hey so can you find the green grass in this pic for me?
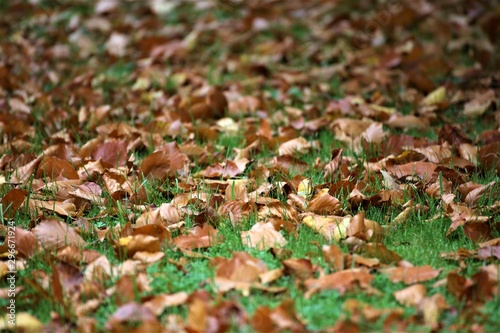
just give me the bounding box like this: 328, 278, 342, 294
2, 124, 498, 330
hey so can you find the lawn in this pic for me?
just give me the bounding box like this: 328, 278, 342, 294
0, 0, 499, 332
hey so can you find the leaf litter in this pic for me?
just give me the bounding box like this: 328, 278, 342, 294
0, 0, 499, 331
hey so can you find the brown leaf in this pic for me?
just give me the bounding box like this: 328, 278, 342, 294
479, 237, 500, 248
388, 161, 437, 181
207, 87, 228, 118
385, 115, 429, 131
252, 300, 306, 333
446, 271, 473, 301
322, 244, 345, 271
36, 156, 79, 180
283, 258, 315, 281
213, 252, 268, 295
105, 302, 162, 333
28, 199, 77, 217
133, 251, 165, 264
241, 222, 287, 250
115, 235, 160, 258
84, 255, 114, 283
308, 192, 342, 215
463, 222, 492, 243
477, 142, 500, 172
268, 155, 309, 173
10, 155, 43, 183
259, 268, 284, 285
346, 211, 368, 241
383, 266, 441, 284
159, 203, 183, 224
68, 182, 103, 204
438, 124, 472, 147
114, 275, 137, 306
278, 137, 311, 156
225, 182, 248, 202
135, 209, 163, 227
258, 202, 298, 223
393, 284, 427, 307
477, 247, 500, 260
355, 243, 402, 265
13, 228, 38, 258
173, 224, 223, 250
346, 255, 380, 269
133, 224, 171, 243
50, 261, 64, 305
91, 140, 128, 167
140, 142, 189, 179
1, 188, 27, 218
143, 292, 189, 316
32, 219, 86, 251
218, 200, 256, 226
202, 158, 249, 179
463, 90, 494, 118
186, 297, 208, 332
304, 269, 374, 297
57, 246, 101, 267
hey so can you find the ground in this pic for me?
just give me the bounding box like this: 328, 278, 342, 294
0, 0, 499, 332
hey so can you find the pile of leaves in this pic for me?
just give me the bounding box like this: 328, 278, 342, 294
0, 0, 499, 331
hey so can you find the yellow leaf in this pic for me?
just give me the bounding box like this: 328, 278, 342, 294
297, 178, 313, 198
422, 86, 446, 105
119, 236, 132, 247
302, 215, 350, 242
0, 312, 43, 332
369, 104, 396, 114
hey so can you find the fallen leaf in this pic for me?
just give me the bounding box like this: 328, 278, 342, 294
0, 312, 43, 332
105, 302, 162, 333
322, 244, 345, 271
463, 90, 494, 118
241, 222, 287, 250
308, 192, 342, 215
278, 137, 311, 155
324, 148, 343, 180
1, 188, 27, 217
213, 252, 268, 296
140, 142, 189, 179
251, 300, 306, 333
304, 269, 374, 298
283, 258, 315, 281
383, 266, 441, 284
143, 292, 189, 316
115, 234, 160, 258
36, 156, 79, 180
393, 284, 427, 307
33, 219, 86, 251
173, 224, 223, 250
29, 199, 77, 217
421, 86, 446, 106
